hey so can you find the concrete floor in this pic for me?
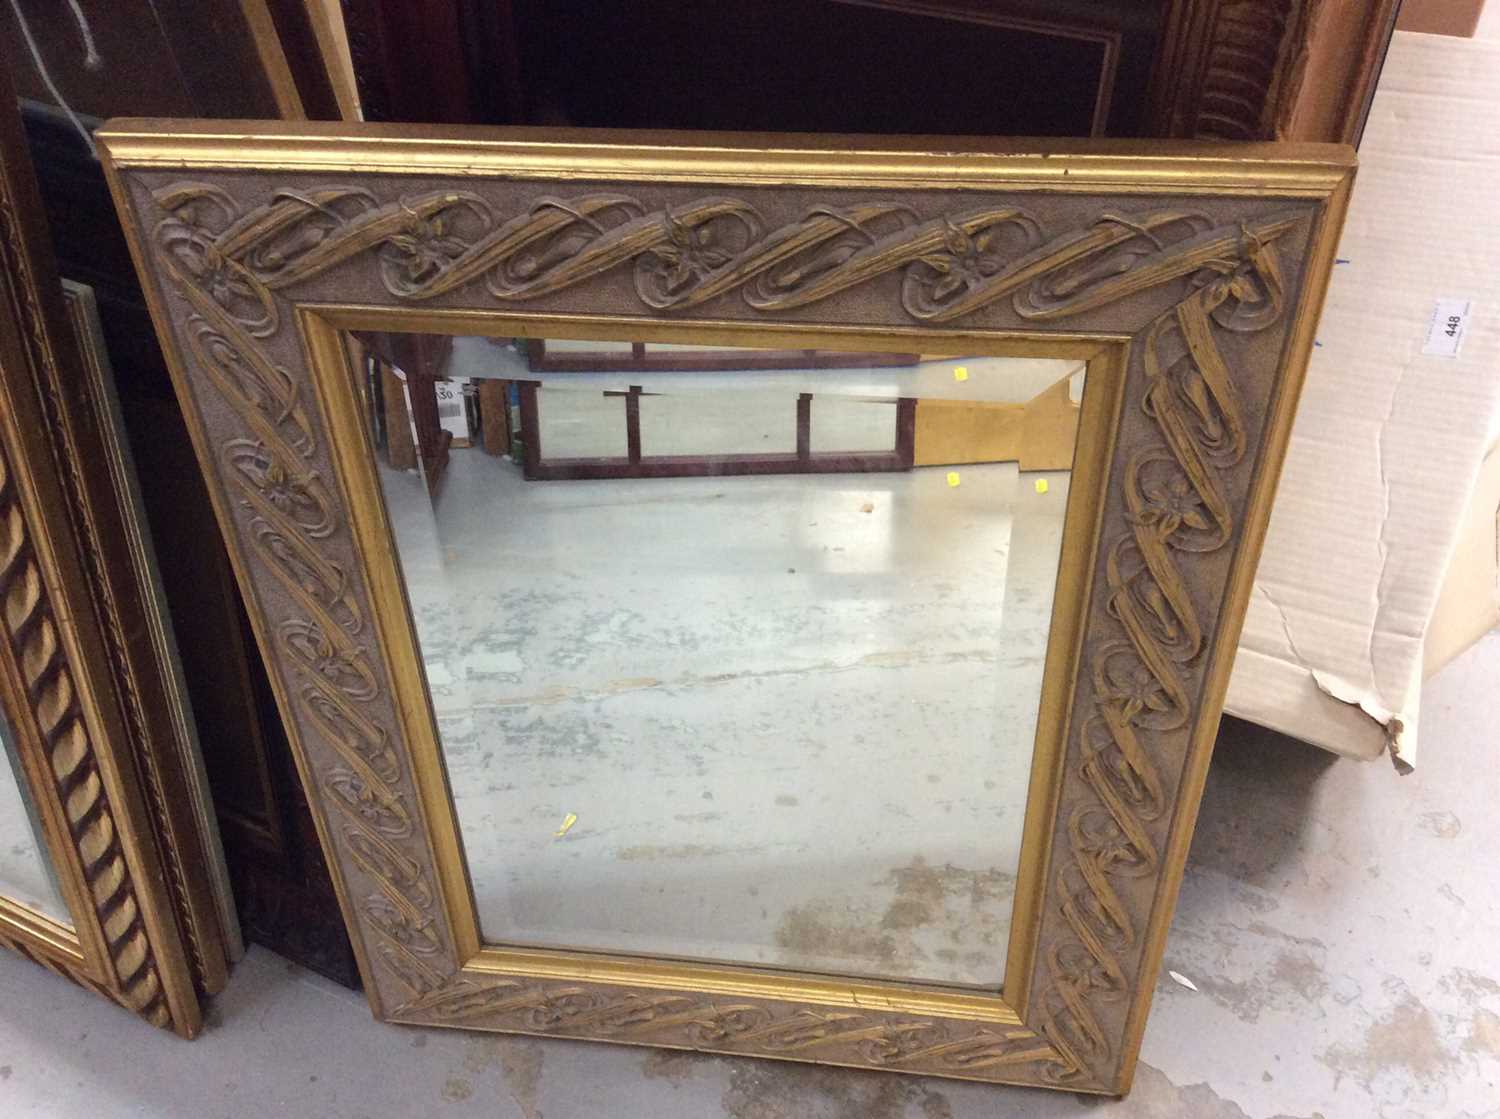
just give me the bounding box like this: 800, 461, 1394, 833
385, 448, 1066, 987
2, 633, 1496, 1117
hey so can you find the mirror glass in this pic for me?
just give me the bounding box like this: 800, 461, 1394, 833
353, 331, 1085, 989
0, 710, 70, 924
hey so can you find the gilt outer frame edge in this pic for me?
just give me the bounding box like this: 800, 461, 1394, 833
61, 276, 245, 989
98, 121, 1354, 1093
0, 93, 204, 1036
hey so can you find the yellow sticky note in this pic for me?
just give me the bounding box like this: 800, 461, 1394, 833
1034, 478, 1049, 494
953, 366, 969, 382
554, 812, 578, 838
946, 472, 961, 487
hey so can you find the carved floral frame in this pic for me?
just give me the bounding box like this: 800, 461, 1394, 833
100, 121, 1352, 1093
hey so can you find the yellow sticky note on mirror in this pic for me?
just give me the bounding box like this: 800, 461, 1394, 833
946, 472, 961, 487
1035, 478, 1049, 494
953, 366, 969, 382
554, 812, 578, 838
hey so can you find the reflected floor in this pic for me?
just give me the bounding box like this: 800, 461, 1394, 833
0, 725, 69, 925
386, 449, 1066, 988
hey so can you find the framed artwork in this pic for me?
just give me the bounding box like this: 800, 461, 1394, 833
100, 119, 1351, 1092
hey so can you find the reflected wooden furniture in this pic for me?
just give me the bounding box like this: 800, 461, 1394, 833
515, 382, 919, 481
477, 380, 513, 456
356, 331, 456, 485
380, 364, 418, 471
515, 345, 1080, 477
515, 380, 1080, 480
525, 338, 921, 372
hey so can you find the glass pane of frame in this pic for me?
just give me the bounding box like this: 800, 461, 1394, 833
366, 335, 1085, 988
0, 711, 70, 925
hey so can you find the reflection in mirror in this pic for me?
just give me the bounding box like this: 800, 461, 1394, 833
351, 331, 1084, 988
0, 711, 70, 924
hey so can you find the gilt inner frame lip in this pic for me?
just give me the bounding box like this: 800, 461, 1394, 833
306, 307, 1124, 1015
98, 120, 1354, 1093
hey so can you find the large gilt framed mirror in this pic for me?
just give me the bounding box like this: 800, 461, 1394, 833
100, 121, 1351, 1093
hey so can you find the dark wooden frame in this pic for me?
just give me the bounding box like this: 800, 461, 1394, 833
342, 0, 1141, 135
828, 0, 1126, 135
341, 0, 1397, 146
1146, 0, 1402, 145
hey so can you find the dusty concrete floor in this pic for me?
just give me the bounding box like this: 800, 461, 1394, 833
384, 342, 1083, 983
2, 635, 1497, 1117
388, 448, 1065, 986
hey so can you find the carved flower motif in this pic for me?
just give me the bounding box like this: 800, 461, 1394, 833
316, 644, 363, 686
1137, 475, 1209, 537
1075, 811, 1140, 871
1197, 254, 1262, 309
1104, 662, 1170, 716
386, 211, 468, 285
284, 621, 376, 700
649, 213, 734, 293
195, 244, 257, 311
916, 221, 1008, 302
1191, 225, 1285, 332
260, 458, 312, 515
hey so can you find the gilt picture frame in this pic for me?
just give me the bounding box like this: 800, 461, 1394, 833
99, 120, 1352, 1093
0, 83, 224, 1037
0, 252, 197, 1037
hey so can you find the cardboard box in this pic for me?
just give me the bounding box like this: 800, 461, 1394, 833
1424, 443, 1500, 676
1398, 0, 1486, 38
1225, 31, 1500, 766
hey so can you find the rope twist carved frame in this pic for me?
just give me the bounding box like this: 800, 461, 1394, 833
105, 133, 1342, 1092
0, 442, 172, 1027
0, 148, 184, 1030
